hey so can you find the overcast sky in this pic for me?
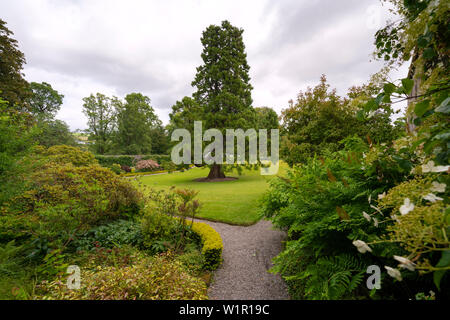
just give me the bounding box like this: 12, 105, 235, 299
1, 0, 408, 130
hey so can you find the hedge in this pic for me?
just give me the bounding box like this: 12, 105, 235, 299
95, 154, 171, 168
190, 221, 223, 270
95, 154, 190, 173
120, 165, 195, 177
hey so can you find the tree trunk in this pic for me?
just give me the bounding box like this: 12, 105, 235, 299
207, 164, 225, 179
406, 48, 421, 134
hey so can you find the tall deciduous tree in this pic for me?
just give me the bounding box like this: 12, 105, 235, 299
28, 82, 64, 119
172, 20, 256, 179
280, 75, 399, 166
0, 19, 30, 107
114, 93, 159, 155
255, 107, 279, 131
82, 93, 118, 154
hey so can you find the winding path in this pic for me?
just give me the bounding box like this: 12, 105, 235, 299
199, 219, 290, 300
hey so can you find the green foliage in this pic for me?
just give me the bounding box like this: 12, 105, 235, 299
72, 220, 143, 251
141, 188, 201, 253
94, 154, 181, 173
191, 221, 223, 270
296, 254, 366, 300
113, 93, 160, 154
0, 98, 36, 176
0, 19, 30, 107
28, 82, 63, 119
110, 163, 122, 175
255, 107, 279, 130
280, 75, 400, 166
36, 252, 208, 300
261, 138, 417, 299
82, 93, 119, 154
141, 211, 181, 252
171, 20, 256, 178
177, 243, 207, 276
44, 145, 97, 167
0, 241, 24, 278
0, 241, 35, 300
0, 155, 142, 246
34, 120, 77, 148
192, 20, 255, 130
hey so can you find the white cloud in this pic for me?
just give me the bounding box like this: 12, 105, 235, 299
0, 0, 409, 130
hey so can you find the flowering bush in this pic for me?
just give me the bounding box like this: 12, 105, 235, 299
261, 134, 448, 299
135, 159, 160, 172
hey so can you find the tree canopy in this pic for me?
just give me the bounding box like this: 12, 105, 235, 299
171, 20, 256, 179
114, 93, 160, 155
28, 82, 64, 119
0, 19, 29, 107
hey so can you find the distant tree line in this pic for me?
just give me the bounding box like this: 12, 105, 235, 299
82, 92, 170, 155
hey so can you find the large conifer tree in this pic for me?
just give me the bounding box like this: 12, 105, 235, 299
190, 20, 256, 179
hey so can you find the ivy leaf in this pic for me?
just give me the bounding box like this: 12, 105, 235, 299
435, 97, 450, 113
414, 99, 430, 117
401, 78, 414, 95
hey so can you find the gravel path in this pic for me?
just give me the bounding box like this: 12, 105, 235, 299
199, 219, 290, 300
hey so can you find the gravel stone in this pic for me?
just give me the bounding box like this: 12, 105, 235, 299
198, 219, 290, 300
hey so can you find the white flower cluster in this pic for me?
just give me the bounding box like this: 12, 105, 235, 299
422, 161, 449, 173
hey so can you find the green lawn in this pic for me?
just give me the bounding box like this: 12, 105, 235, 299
133, 166, 283, 225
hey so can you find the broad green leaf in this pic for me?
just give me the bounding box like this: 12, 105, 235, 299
435, 250, 450, 269
364, 99, 377, 112
401, 78, 414, 95
375, 93, 385, 106
414, 99, 430, 117
433, 250, 450, 290
383, 83, 396, 95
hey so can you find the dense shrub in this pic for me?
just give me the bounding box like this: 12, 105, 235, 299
110, 163, 122, 175
121, 165, 131, 172
262, 134, 448, 299
135, 159, 160, 172
95, 154, 187, 172
0, 161, 143, 246
44, 145, 97, 167
141, 211, 182, 252
72, 220, 143, 251
191, 222, 223, 270
36, 252, 208, 300
95, 154, 171, 168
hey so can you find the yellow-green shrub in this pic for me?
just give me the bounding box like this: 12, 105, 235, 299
36, 253, 208, 300
44, 145, 98, 167
0, 163, 142, 245
191, 222, 223, 270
